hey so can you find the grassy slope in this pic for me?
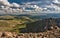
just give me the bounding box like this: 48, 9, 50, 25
0, 15, 35, 33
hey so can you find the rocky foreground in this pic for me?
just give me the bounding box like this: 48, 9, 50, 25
0, 28, 60, 38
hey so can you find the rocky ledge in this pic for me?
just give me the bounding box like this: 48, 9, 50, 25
0, 28, 60, 38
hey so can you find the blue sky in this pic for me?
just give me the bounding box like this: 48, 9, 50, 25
8, 0, 40, 4
8, 0, 53, 5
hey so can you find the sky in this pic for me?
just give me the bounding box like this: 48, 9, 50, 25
8, 0, 40, 4
0, 0, 60, 9
8, 0, 60, 11
0, 0, 60, 13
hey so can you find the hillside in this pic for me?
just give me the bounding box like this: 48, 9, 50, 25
0, 16, 59, 38
0, 15, 35, 32
20, 18, 60, 33
0, 15, 60, 33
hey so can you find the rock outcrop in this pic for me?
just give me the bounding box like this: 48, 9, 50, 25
0, 27, 60, 38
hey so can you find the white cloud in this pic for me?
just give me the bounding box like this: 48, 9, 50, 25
12, 3, 20, 7
23, 0, 60, 11
0, 0, 11, 6
42, 3, 60, 11
0, 0, 20, 7
0, 0, 21, 14
23, 1, 42, 5
53, 0, 60, 4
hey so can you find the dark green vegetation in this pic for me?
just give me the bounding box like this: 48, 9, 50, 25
20, 18, 60, 33
0, 15, 60, 33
